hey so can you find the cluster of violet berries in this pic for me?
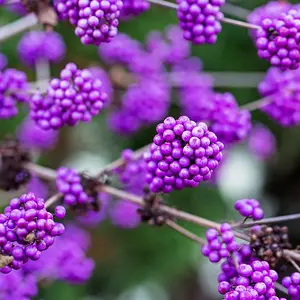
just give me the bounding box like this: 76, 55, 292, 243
282, 272, 300, 299
234, 199, 264, 221
120, 0, 150, 19
0, 68, 29, 119
258, 67, 300, 127
30, 63, 108, 130
144, 116, 224, 193
0, 193, 65, 274
201, 223, 238, 263
219, 261, 281, 299
255, 9, 300, 70
23, 223, 94, 284
176, 0, 225, 45
56, 167, 90, 207
247, 124, 276, 160
55, 0, 123, 45
17, 31, 66, 67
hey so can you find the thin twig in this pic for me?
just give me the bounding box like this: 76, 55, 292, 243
0, 13, 38, 43
240, 97, 272, 111
283, 249, 300, 263
275, 282, 288, 295
25, 162, 57, 181
222, 3, 250, 20
95, 144, 150, 177
233, 213, 300, 228
36, 59, 51, 83
222, 17, 261, 30
286, 256, 300, 272
165, 219, 205, 245
45, 193, 62, 208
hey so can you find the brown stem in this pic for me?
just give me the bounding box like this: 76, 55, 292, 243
95, 144, 150, 178
45, 193, 62, 208
233, 213, 300, 228
286, 256, 300, 272
165, 219, 205, 245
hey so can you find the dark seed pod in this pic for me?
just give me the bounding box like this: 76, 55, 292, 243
250, 225, 292, 268
0, 137, 31, 191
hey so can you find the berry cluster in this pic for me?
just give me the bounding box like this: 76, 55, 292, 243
0, 68, 29, 119
218, 244, 254, 284
110, 199, 141, 229
146, 25, 190, 65
0, 270, 38, 300
247, 1, 291, 39
250, 225, 292, 268
282, 272, 300, 299
181, 91, 252, 144
77, 192, 110, 227
234, 198, 264, 221
248, 124, 276, 160
255, 9, 300, 70
89, 66, 113, 102
202, 223, 238, 263
54, 0, 79, 24
209, 93, 252, 144
0, 193, 65, 274
219, 261, 281, 299
17, 31, 65, 67
30, 63, 108, 130
176, 0, 225, 45
0, 138, 31, 191
121, 0, 150, 19
114, 149, 147, 195
258, 67, 300, 127
24, 223, 94, 284
17, 117, 58, 151
144, 116, 224, 193
75, 0, 123, 45
56, 167, 98, 210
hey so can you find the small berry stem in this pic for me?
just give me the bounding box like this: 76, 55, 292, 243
222, 17, 261, 30
95, 144, 150, 178
284, 250, 300, 263
222, 3, 250, 20
45, 193, 62, 209
274, 282, 288, 295
24, 162, 57, 180
36, 59, 51, 83
286, 256, 300, 272
233, 213, 300, 228
240, 97, 272, 111
147, 0, 178, 9
165, 219, 206, 245
0, 13, 38, 43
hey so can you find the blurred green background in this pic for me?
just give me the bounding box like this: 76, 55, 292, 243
1, 1, 300, 299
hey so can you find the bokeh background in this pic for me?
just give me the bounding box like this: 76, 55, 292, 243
0, 0, 299, 299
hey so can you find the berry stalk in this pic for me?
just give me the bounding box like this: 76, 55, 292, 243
165, 219, 206, 245
233, 213, 300, 228
0, 13, 38, 43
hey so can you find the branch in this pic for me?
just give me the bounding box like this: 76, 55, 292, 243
233, 213, 300, 228
165, 219, 206, 245
0, 13, 38, 43
95, 144, 150, 177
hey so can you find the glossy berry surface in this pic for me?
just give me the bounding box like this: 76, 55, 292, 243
144, 116, 224, 193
